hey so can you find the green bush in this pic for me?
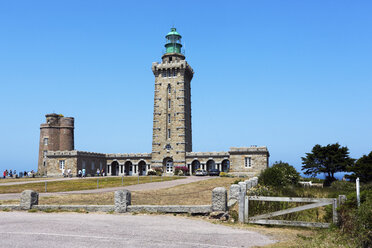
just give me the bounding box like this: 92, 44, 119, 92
259, 161, 300, 187
339, 189, 372, 247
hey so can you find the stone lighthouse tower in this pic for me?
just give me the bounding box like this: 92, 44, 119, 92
151, 28, 194, 174
37, 113, 74, 175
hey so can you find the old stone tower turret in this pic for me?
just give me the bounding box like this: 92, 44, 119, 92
151, 28, 194, 173
37, 113, 74, 174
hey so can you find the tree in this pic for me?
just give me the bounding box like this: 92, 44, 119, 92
259, 161, 300, 187
346, 151, 372, 183
301, 143, 354, 185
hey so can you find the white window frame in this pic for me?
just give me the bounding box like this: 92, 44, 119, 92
59, 160, 65, 170
166, 161, 173, 173
244, 157, 252, 168
43, 138, 48, 146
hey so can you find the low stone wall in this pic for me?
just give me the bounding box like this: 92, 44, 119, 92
2, 188, 227, 215
128, 205, 211, 213
34, 205, 114, 212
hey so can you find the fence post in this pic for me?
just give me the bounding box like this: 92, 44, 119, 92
97, 178, 99, 189
338, 195, 346, 205
356, 177, 360, 207
45, 181, 47, 192
238, 182, 247, 223
114, 189, 131, 213
20, 190, 39, 210
244, 196, 249, 223
151, 175, 152, 182
122, 175, 124, 186
138, 174, 139, 184
212, 187, 227, 212
332, 198, 338, 224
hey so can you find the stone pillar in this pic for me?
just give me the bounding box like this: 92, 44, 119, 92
238, 182, 247, 193
115, 189, 131, 213
20, 190, 39, 210
212, 187, 227, 212
229, 184, 241, 200
244, 180, 252, 189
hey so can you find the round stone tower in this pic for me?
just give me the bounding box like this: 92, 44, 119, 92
37, 113, 74, 175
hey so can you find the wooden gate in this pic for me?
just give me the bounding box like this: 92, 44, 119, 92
244, 196, 338, 228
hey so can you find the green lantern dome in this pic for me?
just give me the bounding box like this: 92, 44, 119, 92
165, 28, 183, 54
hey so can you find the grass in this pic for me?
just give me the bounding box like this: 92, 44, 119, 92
0, 177, 56, 184
0, 176, 182, 194
0, 177, 236, 205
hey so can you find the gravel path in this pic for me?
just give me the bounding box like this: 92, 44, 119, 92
0, 212, 276, 248
0, 176, 212, 201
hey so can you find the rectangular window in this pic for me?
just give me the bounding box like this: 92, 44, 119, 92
82, 160, 86, 169
167, 70, 171, 78
59, 160, 65, 170
167, 129, 171, 139
91, 162, 95, 170
168, 84, 171, 94
173, 69, 176, 77
162, 71, 166, 77
168, 99, 171, 108
168, 114, 171, 123
43, 150, 47, 158
244, 157, 252, 168
43, 138, 48, 146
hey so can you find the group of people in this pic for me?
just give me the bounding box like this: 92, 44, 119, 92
75, 168, 105, 178
2, 169, 35, 179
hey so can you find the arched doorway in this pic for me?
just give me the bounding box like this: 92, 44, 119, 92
191, 160, 200, 174
222, 159, 230, 172
138, 161, 146, 176
124, 161, 133, 176
163, 158, 173, 173
206, 160, 216, 172
111, 161, 119, 176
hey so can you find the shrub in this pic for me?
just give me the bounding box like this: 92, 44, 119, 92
219, 172, 228, 177
147, 169, 156, 176
259, 161, 300, 187
338, 189, 372, 247
154, 167, 163, 176
174, 166, 189, 176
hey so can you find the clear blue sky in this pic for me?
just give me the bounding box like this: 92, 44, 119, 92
1, 1, 371, 177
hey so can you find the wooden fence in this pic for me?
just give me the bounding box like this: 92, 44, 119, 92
236, 180, 346, 228
244, 196, 338, 228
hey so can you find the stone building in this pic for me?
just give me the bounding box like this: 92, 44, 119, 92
39, 28, 269, 177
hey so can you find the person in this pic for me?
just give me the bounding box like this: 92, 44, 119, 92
9, 170, 12, 177
78, 169, 82, 178
67, 168, 72, 178
101, 168, 105, 177
96, 168, 100, 177
24, 171, 27, 177
3, 170, 6, 179
82, 168, 86, 178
